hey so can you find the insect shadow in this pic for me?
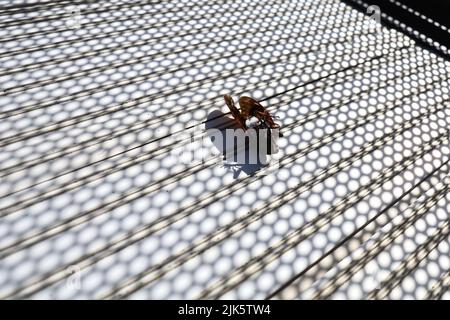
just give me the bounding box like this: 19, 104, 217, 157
205, 109, 269, 178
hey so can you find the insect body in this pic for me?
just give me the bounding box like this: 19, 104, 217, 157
224, 94, 280, 131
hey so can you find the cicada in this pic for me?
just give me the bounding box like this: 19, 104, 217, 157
224, 94, 280, 131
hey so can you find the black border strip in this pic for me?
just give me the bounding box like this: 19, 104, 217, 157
342, 0, 450, 61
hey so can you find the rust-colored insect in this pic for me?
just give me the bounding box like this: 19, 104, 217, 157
224, 94, 280, 131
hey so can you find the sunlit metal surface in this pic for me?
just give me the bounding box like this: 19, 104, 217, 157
0, 0, 449, 299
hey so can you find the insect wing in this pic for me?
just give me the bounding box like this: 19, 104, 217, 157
224, 94, 247, 130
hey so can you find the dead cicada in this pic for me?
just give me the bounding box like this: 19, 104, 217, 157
223, 94, 280, 131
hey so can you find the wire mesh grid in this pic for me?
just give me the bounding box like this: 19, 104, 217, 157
0, 0, 449, 299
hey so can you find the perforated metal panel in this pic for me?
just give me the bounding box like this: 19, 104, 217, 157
0, 0, 449, 299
